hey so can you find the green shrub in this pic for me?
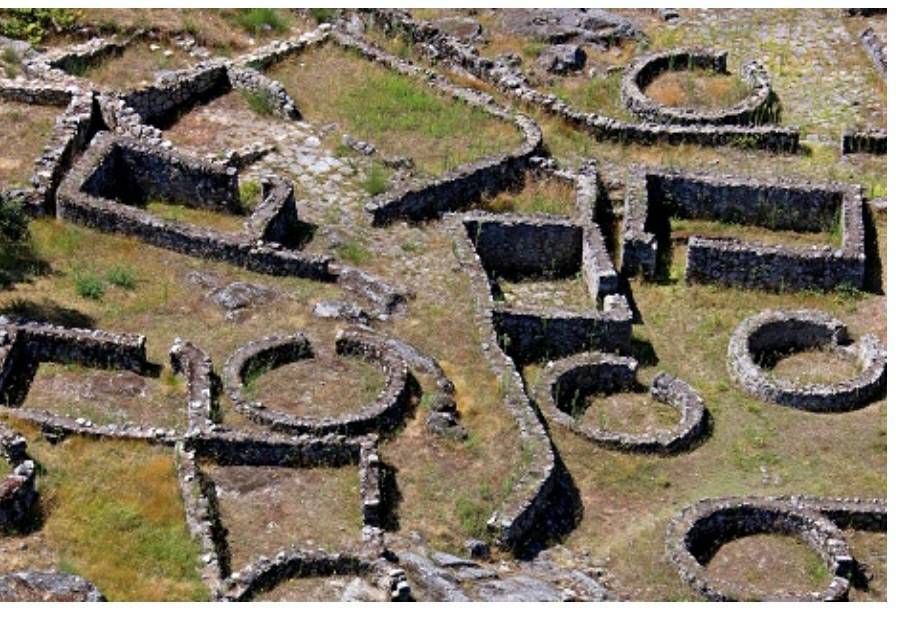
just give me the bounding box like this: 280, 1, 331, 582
241, 89, 273, 116
106, 265, 136, 290
523, 42, 544, 58
362, 163, 390, 196
336, 241, 370, 265
0, 9, 80, 44
309, 8, 339, 24
0, 196, 28, 244
230, 8, 288, 35
238, 179, 261, 211
74, 271, 105, 300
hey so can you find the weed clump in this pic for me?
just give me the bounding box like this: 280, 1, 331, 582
336, 240, 370, 265
240, 89, 273, 116
106, 265, 137, 290
0, 8, 81, 44
229, 8, 288, 35
74, 271, 105, 300
362, 163, 390, 196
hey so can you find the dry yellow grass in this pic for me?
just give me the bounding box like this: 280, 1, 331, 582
645, 70, 752, 110
0, 100, 62, 188
81, 42, 196, 90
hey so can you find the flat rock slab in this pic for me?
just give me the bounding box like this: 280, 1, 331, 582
496, 9, 643, 45
0, 571, 105, 601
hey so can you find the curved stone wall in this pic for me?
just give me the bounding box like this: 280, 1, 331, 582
666, 495, 886, 601
363, 9, 800, 152
535, 352, 707, 454
223, 329, 413, 436
727, 309, 887, 411
621, 49, 776, 126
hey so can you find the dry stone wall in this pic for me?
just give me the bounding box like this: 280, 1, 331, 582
666, 495, 886, 601
223, 328, 413, 437
727, 309, 887, 412
621, 168, 866, 292
534, 352, 707, 454
621, 49, 776, 126
362, 9, 800, 152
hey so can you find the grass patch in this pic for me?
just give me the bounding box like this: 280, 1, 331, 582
74, 271, 105, 300
362, 162, 390, 196
250, 353, 385, 419
267, 44, 521, 175
145, 201, 246, 234
0, 100, 61, 188
238, 179, 261, 211
240, 88, 273, 117
106, 265, 137, 290
645, 69, 752, 111
479, 175, 574, 216
228, 8, 288, 35
309, 8, 339, 24
24, 436, 208, 600
454, 482, 495, 541
669, 217, 836, 248
80, 42, 195, 90
335, 240, 371, 265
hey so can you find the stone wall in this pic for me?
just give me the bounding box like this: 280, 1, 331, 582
244, 176, 300, 244
451, 217, 562, 550
621, 49, 776, 126
121, 62, 229, 126
842, 128, 886, 155
0, 79, 97, 215
84, 134, 240, 211
56, 131, 334, 281
223, 328, 413, 436
362, 9, 800, 152
621, 168, 866, 292
219, 548, 410, 601
859, 27, 886, 77
666, 495, 886, 601
464, 217, 583, 280
169, 339, 220, 434
0, 422, 37, 531
492, 305, 632, 365
452, 213, 634, 551
727, 309, 887, 411
534, 352, 707, 454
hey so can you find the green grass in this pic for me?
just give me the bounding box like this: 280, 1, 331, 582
229, 8, 288, 35
335, 240, 371, 265
309, 8, 339, 24
145, 201, 245, 234
74, 271, 105, 300
16, 434, 208, 600
0, 196, 28, 243
267, 44, 521, 175
362, 162, 390, 196
238, 179, 261, 211
454, 482, 494, 541
106, 265, 137, 290
240, 88, 273, 116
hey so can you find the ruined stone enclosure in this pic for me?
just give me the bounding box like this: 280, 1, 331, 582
0, 7, 887, 602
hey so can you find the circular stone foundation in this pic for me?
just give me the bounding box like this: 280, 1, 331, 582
666, 497, 853, 601
223, 329, 412, 436
727, 309, 886, 412
621, 49, 775, 126
535, 352, 707, 454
